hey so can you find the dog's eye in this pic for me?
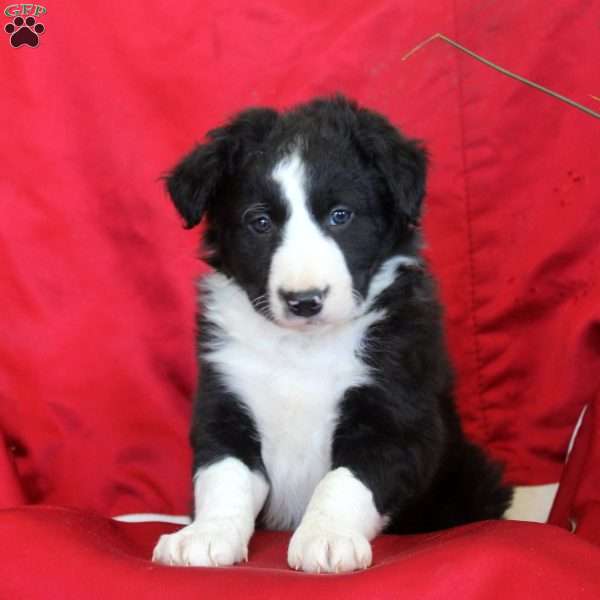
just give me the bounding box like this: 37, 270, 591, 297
328, 207, 353, 227
248, 214, 272, 234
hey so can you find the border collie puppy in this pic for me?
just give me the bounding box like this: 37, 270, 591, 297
152, 96, 512, 573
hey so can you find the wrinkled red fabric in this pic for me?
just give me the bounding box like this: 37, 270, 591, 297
549, 395, 600, 544
1, 0, 599, 596
1, 507, 599, 599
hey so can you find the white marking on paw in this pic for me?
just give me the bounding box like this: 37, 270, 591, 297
288, 516, 372, 573
152, 519, 248, 567
287, 467, 386, 573
152, 457, 268, 567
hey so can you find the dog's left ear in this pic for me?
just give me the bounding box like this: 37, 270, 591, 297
351, 102, 428, 225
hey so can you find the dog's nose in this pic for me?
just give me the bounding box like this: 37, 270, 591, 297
279, 289, 324, 318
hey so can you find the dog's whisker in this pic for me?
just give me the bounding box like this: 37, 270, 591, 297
352, 289, 364, 305
250, 295, 275, 321
251, 294, 268, 306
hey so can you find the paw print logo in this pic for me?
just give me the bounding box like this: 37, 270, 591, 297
4, 16, 45, 48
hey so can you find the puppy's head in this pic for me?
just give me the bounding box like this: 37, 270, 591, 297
166, 96, 427, 329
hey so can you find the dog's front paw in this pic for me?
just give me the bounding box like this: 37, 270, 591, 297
152, 520, 248, 567
287, 517, 372, 573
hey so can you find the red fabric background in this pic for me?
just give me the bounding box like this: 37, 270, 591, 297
1, 0, 599, 596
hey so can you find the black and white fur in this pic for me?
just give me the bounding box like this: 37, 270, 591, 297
152, 96, 512, 573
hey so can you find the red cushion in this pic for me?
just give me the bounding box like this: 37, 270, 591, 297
1, 507, 599, 599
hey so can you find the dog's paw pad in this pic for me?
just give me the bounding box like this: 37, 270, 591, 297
288, 521, 372, 573
4, 15, 44, 47
152, 521, 247, 567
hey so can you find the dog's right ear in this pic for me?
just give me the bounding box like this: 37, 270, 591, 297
165, 107, 279, 229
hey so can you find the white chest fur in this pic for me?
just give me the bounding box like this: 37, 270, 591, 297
201, 273, 383, 530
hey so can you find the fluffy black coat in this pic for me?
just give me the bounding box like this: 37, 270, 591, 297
167, 95, 512, 535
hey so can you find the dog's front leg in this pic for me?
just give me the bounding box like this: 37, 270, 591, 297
287, 467, 386, 573
288, 387, 442, 573
153, 457, 269, 567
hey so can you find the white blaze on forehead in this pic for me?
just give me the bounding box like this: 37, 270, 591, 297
269, 151, 355, 324
272, 151, 307, 220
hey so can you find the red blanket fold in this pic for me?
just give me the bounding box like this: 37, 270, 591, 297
1, 507, 599, 599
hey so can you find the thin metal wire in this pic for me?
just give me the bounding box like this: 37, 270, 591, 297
402, 33, 600, 120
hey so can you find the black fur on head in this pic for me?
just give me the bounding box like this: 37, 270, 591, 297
165, 95, 427, 232
288, 95, 428, 228
352, 102, 428, 227
165, 107, 280, 229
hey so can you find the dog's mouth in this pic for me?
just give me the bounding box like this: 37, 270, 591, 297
273, 313, 329, 331
266, 293, 365, 332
